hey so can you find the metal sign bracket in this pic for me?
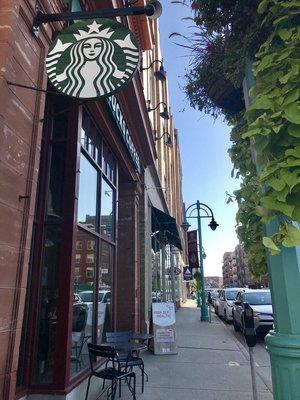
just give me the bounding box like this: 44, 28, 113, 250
32, 1, 161, 36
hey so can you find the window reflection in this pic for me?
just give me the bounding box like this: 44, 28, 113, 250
71, 230, 97, 376
34, 226, 61, 384
81, 111, 101, 163
100, 179, 114, 239
47, 144, 66, 220
97, 241, 112, 343
102, 142, 116, 184
77, 154, 97, 230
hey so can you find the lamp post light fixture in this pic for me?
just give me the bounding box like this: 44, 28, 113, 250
181, 200, 219, 321
141, 59, 167, 81
147, 100, 170, 120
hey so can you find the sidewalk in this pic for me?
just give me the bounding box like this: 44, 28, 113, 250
123, 300, 274, 400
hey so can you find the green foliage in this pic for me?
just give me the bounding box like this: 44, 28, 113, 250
180, 0, 300, 275
243, 0, 300, 252
182, 0, 269, 117
192, 271, 202, 294
229, 113, 268, 281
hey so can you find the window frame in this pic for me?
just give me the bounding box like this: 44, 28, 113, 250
69, 106, 117, 381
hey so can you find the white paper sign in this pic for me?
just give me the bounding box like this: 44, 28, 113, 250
151, 302, 177, 355
153, 302, 176, 326
156, 328, 175, 343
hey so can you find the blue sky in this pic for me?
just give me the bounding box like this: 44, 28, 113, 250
159, 1, 241, 276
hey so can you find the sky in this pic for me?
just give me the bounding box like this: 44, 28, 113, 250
159, 1, 241, 277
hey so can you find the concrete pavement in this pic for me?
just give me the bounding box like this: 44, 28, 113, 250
87, 300, 273, 400
120, 299, 273, 400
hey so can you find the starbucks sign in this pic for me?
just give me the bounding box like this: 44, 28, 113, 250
46, 19, 140, 99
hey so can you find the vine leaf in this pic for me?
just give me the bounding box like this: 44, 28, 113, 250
263, 237, 280, 255
284, 102, 300, 124
282, 224, 300, 247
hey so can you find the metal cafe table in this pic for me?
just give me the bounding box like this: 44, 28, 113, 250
101, 341, 147, 354
131, 333, 154, 350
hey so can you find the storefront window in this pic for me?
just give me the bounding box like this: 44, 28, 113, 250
33, 226, 61, 384
100, 178, 114, 239
97, 241, 113, 343
71, 229, 97, 376
70, 109, 116, 378
47, 144, 66, 220
77, 154, 98, 230
102, 142, 116, 184
81, 111, 101, 163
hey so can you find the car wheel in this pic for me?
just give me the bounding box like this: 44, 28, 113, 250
233, 315, 240, 332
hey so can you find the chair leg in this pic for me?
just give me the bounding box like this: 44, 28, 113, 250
141, 364, 144, 393
111, 380, 118, 400
102, 378, 106, 389
118, 377, 122, 398
85, 375, 92, 400
132, 373, 136, 400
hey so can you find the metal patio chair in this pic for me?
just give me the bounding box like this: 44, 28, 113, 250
105, 331, 148, 393
85, 343, 136, 400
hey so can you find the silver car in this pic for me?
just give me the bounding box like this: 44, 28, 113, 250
232, 289, 273, 334
214, 288, 243, 322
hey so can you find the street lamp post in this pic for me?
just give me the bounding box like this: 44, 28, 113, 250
181, 201, 219, 321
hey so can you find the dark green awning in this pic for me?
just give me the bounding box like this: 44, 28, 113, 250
152, 206, 182, 250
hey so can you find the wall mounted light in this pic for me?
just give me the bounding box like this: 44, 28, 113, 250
147, 100, 170, 120
141, 59, 167, 81
154, 131, 173, 147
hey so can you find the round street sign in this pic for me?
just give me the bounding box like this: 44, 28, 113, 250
46, 19, 140, 99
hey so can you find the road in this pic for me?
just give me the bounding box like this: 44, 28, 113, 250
215, 310, 273, 394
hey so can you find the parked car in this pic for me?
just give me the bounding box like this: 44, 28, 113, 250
232, 289, 273, 334
207, 289, 218, 307
215, 288, 243, 322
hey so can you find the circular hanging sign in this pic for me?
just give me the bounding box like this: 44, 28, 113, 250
46, 19, 140, 99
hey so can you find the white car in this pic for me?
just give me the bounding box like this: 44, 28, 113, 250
78, 290, 111, 335
232, 289, 273, 334
215, 288, 243, 322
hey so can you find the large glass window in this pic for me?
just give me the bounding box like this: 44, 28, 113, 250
97, 241, 113, 343
70, 109, 116, 378
77, 154, 98, 230
81, 112, 101, 163
100, 178, 114, 239
71, 229, 97, 376
47, 144, 66, 220
34, 226, 61, 384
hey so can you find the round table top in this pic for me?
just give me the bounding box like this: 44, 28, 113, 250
132, 333, 154, 340
101, 342, 147, 352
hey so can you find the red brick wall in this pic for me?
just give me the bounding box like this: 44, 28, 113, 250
0, 0, 52, 397
116, 181, 141, 332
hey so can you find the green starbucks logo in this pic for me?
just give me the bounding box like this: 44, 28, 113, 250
46, 19, 140, 99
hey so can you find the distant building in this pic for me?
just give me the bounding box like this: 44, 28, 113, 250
205, 276, 223, 288
222, 245, 252, 287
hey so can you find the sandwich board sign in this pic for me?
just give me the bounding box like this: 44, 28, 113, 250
45, 19, 140, 99
152, 302, 177, 355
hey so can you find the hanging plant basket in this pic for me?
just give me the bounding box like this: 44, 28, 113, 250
205, 75, 245, 113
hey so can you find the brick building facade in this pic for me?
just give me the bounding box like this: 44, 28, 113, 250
0, 1, 186, 399
222, 244, 251, 288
